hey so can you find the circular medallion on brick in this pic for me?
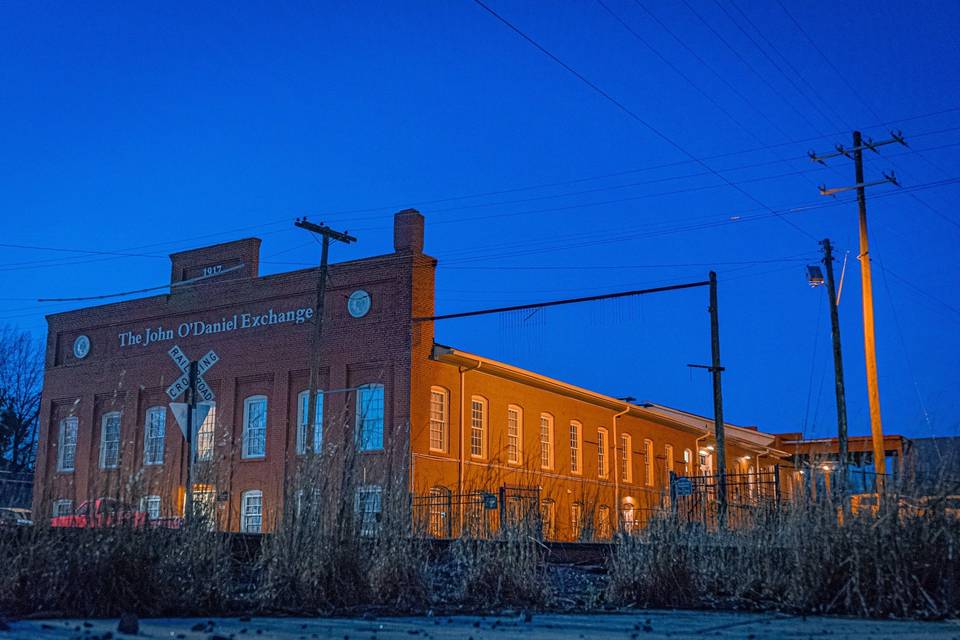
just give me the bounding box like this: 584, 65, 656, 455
347, 289, 371, 318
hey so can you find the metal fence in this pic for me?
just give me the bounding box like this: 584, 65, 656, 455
671, 468, 781, 530
411, 485, 541, 539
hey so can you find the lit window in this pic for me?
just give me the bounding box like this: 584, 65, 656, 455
570, 501, 583, 540
355, 485, 382, 537
621, 498, 637, 533
193, 485, 216, 529
643, 439, 655, 486
597, 505, 611, 539
539, 499, 555, 538
99, 412, 121, 469
428, 486, 450, 538
141, 495, 161, 520
620, 434, 633, 483
683, 448, 692, 475
241, 490, 263, 533
58, 417, 78, 472
297, 390, 324, 454
664, 444, 675, 482
356, 384, 385, 451
53, 499, 73, 517
569, 421, 582, 474
507, 405, 522, 464
195, 404, 216, 462
470, 396, 486, 458
242, 396, 267, 459
540, 413, 554, 469
144, 407, 165, 466
429, 387, 448, 452
597, 428, 609, 479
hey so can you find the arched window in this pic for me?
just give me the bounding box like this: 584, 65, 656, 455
58, 417, 78, 472
643, 438, 655, 486
356, 384, 385, 451
621, 497, 637, 534
683, 448, 693, 475
539, 413, 554, 470
195, 403, 216, 462
597, 505, 611, 539
355, 485, 382, 537
241, 490, 263, 533
664, 444, 675, 483
242, 396, 267, 459
569, 421, 582, 474
428, 486, 451, 538
507, 404, 523, 464
297, 390, 324, 454
429, 387, 449, 453
140, 495, 161, 520
597, 428, 609, 479
469, 396, 487, 458
144, 406, 165, 465
620, 433, 633, 483
570, 501, 584, 540
99, 412, 121, 469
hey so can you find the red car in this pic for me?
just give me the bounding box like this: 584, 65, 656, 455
50, 498, 149, 528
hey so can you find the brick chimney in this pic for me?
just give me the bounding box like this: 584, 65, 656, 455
393, 208, 424, 254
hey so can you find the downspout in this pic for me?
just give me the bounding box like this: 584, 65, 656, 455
458, 359, 482, 531
612, 404, 629, 533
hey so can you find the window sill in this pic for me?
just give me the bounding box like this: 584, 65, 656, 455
240, 456, 266, 462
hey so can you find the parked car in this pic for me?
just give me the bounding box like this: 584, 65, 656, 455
0, 507, 32, 526
50, 498, 149, 528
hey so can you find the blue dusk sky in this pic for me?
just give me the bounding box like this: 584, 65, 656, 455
1, 1, 958, 439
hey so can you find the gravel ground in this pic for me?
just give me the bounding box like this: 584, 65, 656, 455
5, 611, 959, 640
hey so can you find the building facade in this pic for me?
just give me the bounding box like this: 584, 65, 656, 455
34, 209, 794, 539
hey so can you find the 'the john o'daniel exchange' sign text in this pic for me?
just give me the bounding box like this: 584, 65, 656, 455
118, 305, 314, 348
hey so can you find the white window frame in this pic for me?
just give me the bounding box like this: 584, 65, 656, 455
539, 413, 554, 470
469, 396, 487, 459
569, 421, 582, 475
356, 384, 385, 452
597, 428, 609, 479
429, 387, 448, 453
643, 438, 655, 486
241, 490, 263, 533
99, 411, 121, 469
53, 499, 73, 517
195, 403, 216, 462
355, 485, 383, 537
539, 499, 555, 538
506, 404, 522, 464
665, 444, 675, 483
620, 433, 633, 483
141, 495, 161, 520
570, 501, 583, 540
57, 417, 78, 472
242, 396, 268, 459
683, 448, 693, 475
144, 406, 166, 466
297, 390, 324, 455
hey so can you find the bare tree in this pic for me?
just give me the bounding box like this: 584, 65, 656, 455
0, 325, 43, 470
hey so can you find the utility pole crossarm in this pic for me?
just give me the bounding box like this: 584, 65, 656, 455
818, 172, 899, 196
808, 130, 907, 164
294, 217, 357, 245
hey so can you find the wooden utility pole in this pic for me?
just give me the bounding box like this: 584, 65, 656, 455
811, 130, 906, 490
821, 239, 849, 496
294, 218, 357, 454
709, 271, 727, 529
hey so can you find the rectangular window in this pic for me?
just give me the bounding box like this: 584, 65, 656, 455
597, 428, 608, 478
99, 412, 121, 469
242, 396, 267, 459
665, 444, 675, 483
429, 388, 448, 452
571, 502, 583, 540
241, 490, 263, 533
58, 417, 78, 472
356, 384, 385, 451
540, 413, 553, 469
598, 505, 611, 539
144, 407, 165, 465
355, 485, 382, 537
620, 434, 632, 483
569, 421, 582, 474
470, 397, 486, 458
507, 405, 522, 464
644, 438, 655, 486
539, 499, 555, 538
683, 448, 692, 475
53, 499, 73, 517
195, 404, 216, 462
141, 495, 161, 520
297, 390, 324, 454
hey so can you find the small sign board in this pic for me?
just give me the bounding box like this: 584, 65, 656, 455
170, 401, 213, 440
482, 492, 498, 510
165, 345, 219, 402
166, 372, 192, 401
673, 477, 694, 498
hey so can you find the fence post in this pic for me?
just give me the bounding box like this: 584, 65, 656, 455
669, 471, 677, 517
774, 465, 782, 507
498, 486, 506, 534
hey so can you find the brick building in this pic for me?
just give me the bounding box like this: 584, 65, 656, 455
34, 210, 793, 539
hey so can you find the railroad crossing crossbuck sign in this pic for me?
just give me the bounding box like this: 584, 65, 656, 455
165, 345, 218, 402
